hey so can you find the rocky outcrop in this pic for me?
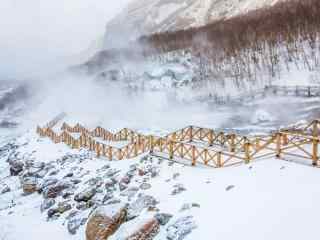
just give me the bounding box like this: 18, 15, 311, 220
85, 203, 127, 240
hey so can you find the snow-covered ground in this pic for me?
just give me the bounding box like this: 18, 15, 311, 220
1, 128, 320, 240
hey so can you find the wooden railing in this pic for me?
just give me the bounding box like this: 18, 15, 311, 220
202, 85, 320, 105
36, 118, 320, 168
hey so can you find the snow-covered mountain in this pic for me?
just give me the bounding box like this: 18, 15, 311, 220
104, 0, 281, 47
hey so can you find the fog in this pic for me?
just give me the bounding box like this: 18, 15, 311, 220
0, 0, 132, 79
0, 1, 313, 139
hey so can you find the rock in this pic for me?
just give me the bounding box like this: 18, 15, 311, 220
166, 216, 197, 240
74, 188, 96, 202
67, 217, 87, 235
127, 194, 158, 220
173, 173, 180, 180
226, 185, 235, 191
85, 203, 127, 240
105, 198, 121, 205
119, 182, 128, 192
9, 160, 24, 176
23, 161, 46, 178
105, 168, 121, 178
154, 213, 173, 226
37, 178, 58, 193
120, 187, 139, 198
62, 189, 75, 199
103, 192, 114, 203
70, 178, 82, 185
111, 216, 160, 240
129, 164, 138, 171
140, 183, 152, 190
66, 210, 79, 220
22, 177, 37, 194
121, 176, 131, 185
105, 178, 117, 190
48, 201, 72, 218
64, 173, 74, 178
48, 170, 59, 176
150, 167, 159, 178
1, 184, 11, 194
138, 169, 145, 176
76, 202, 88, 210
41, 199, 55, 212
180, 203, 200, 212
86, 177, 103, 187
171, 184, 186, 195
43, 180, 73, 198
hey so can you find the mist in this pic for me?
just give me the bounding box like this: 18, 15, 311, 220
0, 0, 132, 79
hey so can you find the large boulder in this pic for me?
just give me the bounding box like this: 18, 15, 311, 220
110, 215, 160, 240
85, 203, 127, 240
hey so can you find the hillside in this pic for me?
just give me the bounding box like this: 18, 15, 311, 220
103, 0, 282, 48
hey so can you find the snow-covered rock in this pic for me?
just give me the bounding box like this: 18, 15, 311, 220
166, 216, 197, 240
85, 203, 127, 240
110, 215, 160, 240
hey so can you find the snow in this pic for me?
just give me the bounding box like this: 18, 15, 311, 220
1, 127, 320, 240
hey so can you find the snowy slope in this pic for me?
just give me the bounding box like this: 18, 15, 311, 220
104, 0, 281, 47
1, 128, 320, 240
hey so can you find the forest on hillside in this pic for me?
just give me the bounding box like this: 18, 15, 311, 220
83, 0, 320, 88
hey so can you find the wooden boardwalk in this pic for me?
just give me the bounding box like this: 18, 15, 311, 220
37, 116, 320, 168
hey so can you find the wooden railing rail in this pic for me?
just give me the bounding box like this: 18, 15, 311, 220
36, 118, 320, 168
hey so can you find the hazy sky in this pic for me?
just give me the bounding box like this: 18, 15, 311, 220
0, 0, 132, 78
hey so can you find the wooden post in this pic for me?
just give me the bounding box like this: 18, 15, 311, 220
312, 138, 319, 166
118, 149, 123, 160
172, 132, 177, 142
208, 130, 214, 146
312, 121, 319, 166
217, 151, 222, 168
102, 144, 106, 157
159, 139, 163, 152
96, 143, 101, 158
230, 134, 236, 152
191, 146, 196, 166
108, 146, 113, 160
255, 138, 260, 150
134, 142, 138, 156
244, 142, 251, 164
282, 133, 289, 146
189, 126, 193, 142
180, 143, 184, 158
276, 133, 282, 158
169, 141, 174, 160
150, 136, 154, 154
204, 149, 208, 165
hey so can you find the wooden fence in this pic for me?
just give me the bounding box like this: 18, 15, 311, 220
36, 118, 320, 168
204, 85, 320, 105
